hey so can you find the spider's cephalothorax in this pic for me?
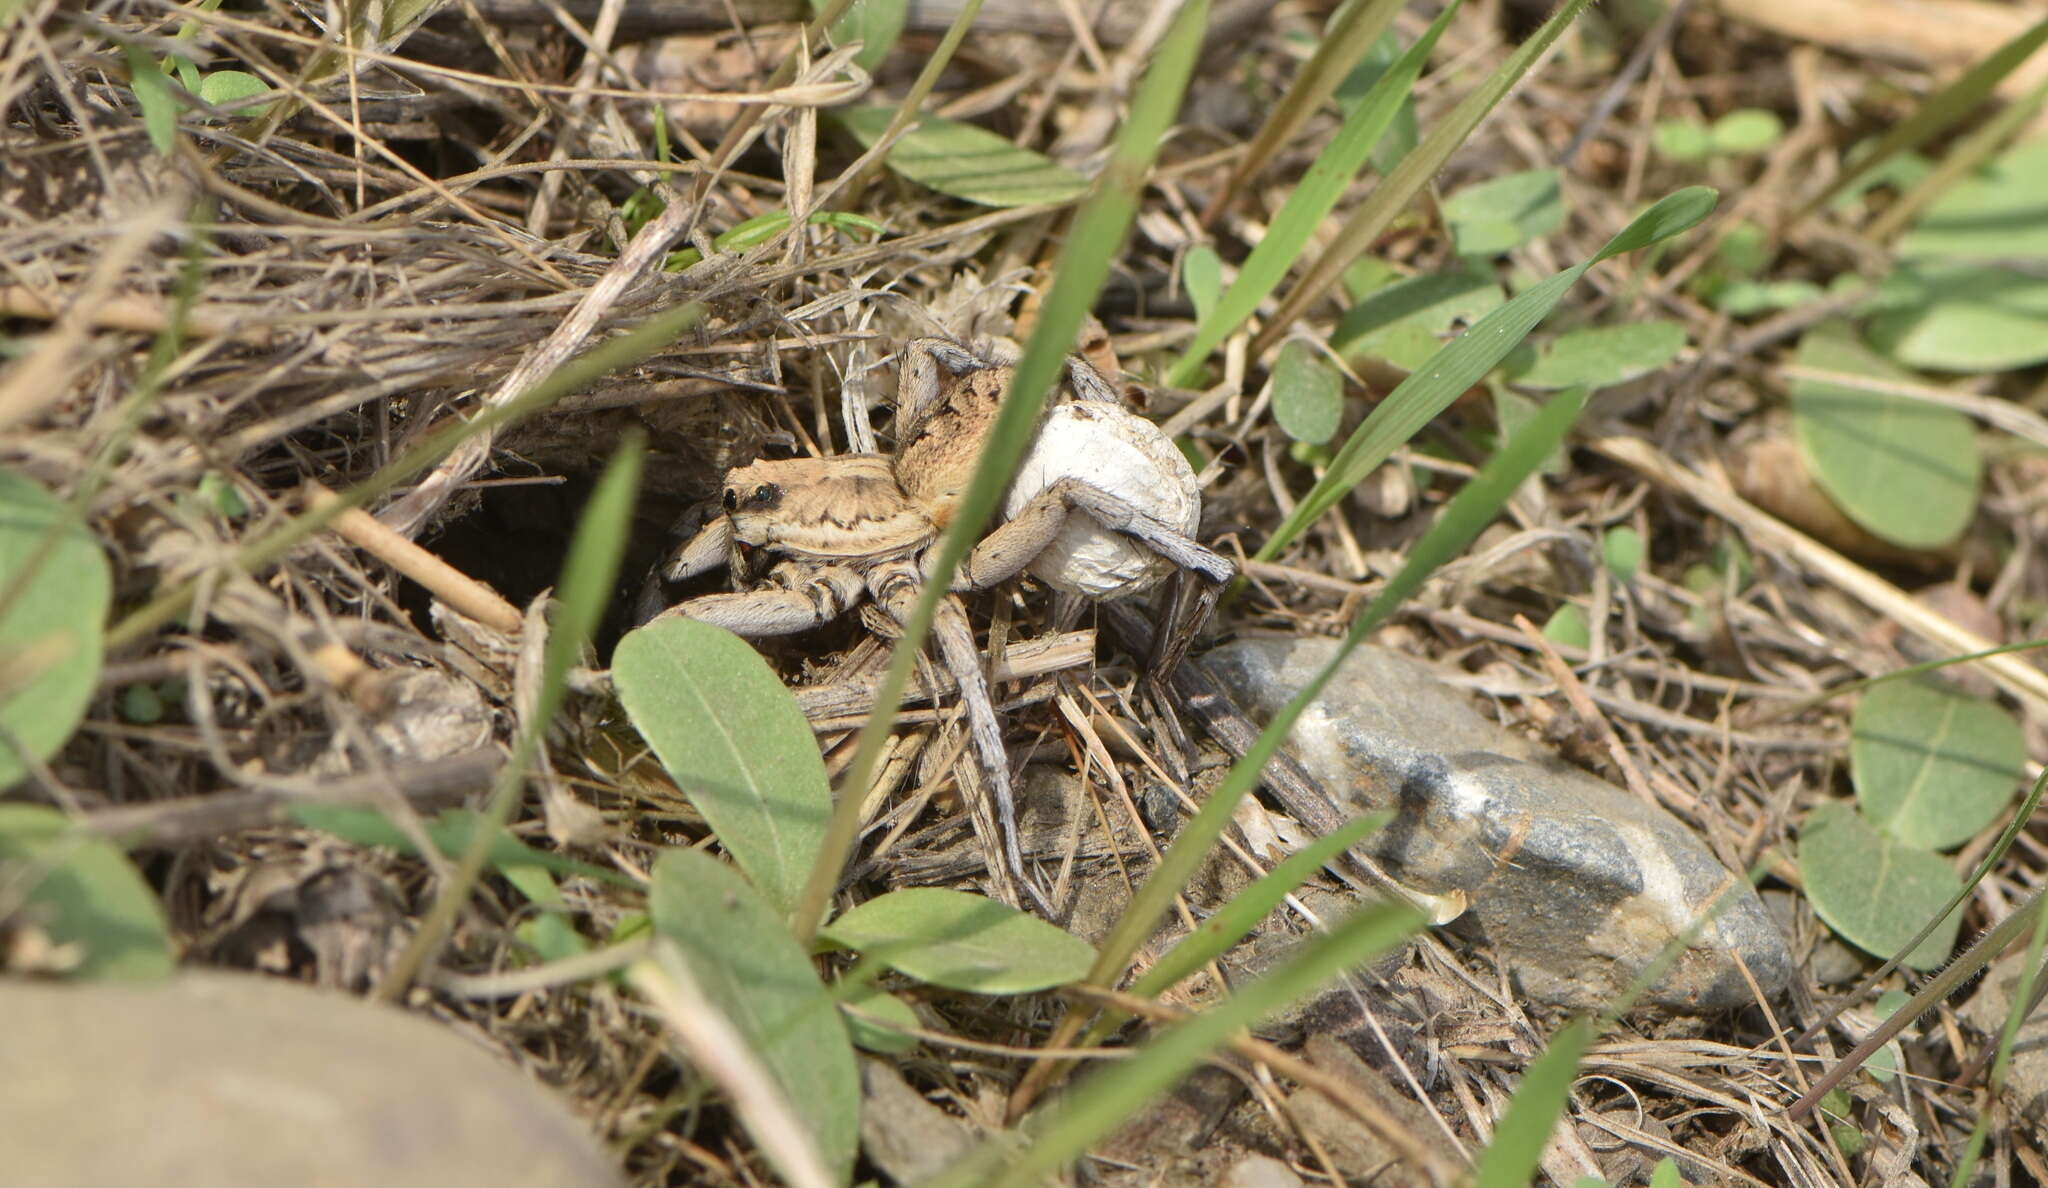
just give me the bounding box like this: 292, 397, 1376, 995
654, 338, 1235, 913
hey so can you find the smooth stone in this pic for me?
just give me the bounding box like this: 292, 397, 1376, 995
1221, 1153, 1306, 1188
858, 1057, 977, 1184
1202, 638, 1793, 1011
0, 972, 621, 1188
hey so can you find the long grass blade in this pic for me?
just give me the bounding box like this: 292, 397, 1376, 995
1198, 0, 1409, 227
1256, 186, 1715, 562
375, 430, 645, 999
926, 897, 1428, 1188
1166, 0, 1461, 388
1250, 0, 1595, 360
1801, 16, 2048, 223
1471, 1018, 1597, 1188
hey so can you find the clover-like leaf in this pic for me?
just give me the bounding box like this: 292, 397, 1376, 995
1800, 801, 1964, 969
1852, 678, 2024, 851
1790, 323, 1980, 549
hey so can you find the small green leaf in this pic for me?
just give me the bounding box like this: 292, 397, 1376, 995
821, 0, 907, 71
1442, 167, 1565, 257
1709, 108, 1784, 155
0, 804, 174, 979
836, 979, 921, 1054
818, 888, 1094, 994
613, 617, 831, 920
1269, 340, 1344, 445
123, 46, 180, 155
1542, 604, 1591, 650
1868, 262, 2048, 373
1505, 320, 1686, 390
1182, 245, 1223, 324
650, 848, 859, 1185
1603, 526, 1644, 583
1852, 679, 2025, 851
1800, 801, 1965, 969
1653, 119, 1712, 162
1647, 1158, 1683, 1188
832, 107, 1087, 207
196, 69, 273, 116
1898, 135, 2048, 261
118, 683, 164, 724
0, 470, 111, 791
1789, 324, 1980, 549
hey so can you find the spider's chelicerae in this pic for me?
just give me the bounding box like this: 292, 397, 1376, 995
653, 337, 1234, 911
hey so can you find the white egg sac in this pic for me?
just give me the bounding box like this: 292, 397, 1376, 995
1003, 402, 1201, 600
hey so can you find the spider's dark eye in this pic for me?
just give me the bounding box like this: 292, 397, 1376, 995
751, 483, 779, 508
721, 488, 739, 512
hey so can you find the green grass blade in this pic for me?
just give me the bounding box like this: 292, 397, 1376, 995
1199, 0, 1408, 225
1085, 386, 1588, 997
1166, 0, 1462, 388
789, 0, 1213, 942
1257, 186, 1715, 562
1254, 0, 1596, 358
1129, 811, 1390, 999
1803, 16, 2048, 222
374, 431, 645, 998
1471, 1017, 1597, 1188
1948, 894, 2048, 1188
926, 897, 1428, 1188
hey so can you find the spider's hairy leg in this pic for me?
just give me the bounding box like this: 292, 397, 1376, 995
868, 562, 1054, 916
662, 515, 734, 582
653, 561, 864, 636
954, 478, 1233, 595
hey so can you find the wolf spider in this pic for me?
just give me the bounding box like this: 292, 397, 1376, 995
653, 337, 1234, 911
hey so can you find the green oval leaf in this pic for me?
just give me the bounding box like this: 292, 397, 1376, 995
836, 979, 921, 1054
0, 469, 111, 791
821, 0, 907, 71
1442, 167, 1565, 257
649, 848, 858, 1184
1330, 264, 1505, 369
0, 804, 174, 979
1852, 679, 2025, 851
196, 69, 274, 115
1898, 135, 2048, 261
1868, 263, 2048, 373
1653, 119, 1712, 162
832, 107, 1087, 208
1270, 339, 1344, 444
1602, 525, 1644, 583
1505, 320, 1686, 391
1542, 603, 1591, 650
817, 887, 1094, 994
1790, 323, 1980, 549
1800, 801, 1965, 969
613, 617, 830, 919
1709, 108, 1784, 155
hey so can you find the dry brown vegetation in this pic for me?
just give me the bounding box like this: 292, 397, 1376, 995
5, 0, 2048, 1184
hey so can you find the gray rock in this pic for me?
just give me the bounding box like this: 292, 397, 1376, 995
0, 972, 620, 1188
1203, 638, 1793, 1010
1222, 1153, 1305, 1188
858, 1057, 977, 1184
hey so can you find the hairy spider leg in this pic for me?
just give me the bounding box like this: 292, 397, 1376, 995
655, 561, 866, 636
867, 561, 1055, 917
